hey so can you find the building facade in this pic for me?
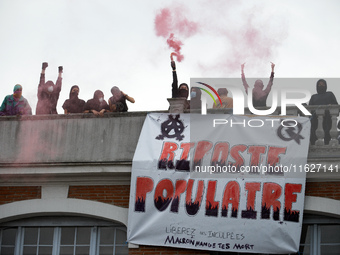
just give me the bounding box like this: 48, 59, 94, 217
0, 105, 339, 255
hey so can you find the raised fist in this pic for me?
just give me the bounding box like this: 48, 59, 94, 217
171, 61, 176, 71
42, 62, 48, 70
241, 62, 245, 72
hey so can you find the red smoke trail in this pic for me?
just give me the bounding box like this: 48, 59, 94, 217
154, 6, 199, 62
154, 3, 287, 73
155, 8, 172, 37
167, 34, 184, 62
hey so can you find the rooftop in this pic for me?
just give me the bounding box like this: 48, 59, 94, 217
0, 105, 339, 185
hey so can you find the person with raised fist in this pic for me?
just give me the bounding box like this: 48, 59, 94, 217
36, 62, 63, 115
241, 62, 275, 108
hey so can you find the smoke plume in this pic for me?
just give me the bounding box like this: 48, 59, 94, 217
154, 6, 199, 62
154, 1, 287, 73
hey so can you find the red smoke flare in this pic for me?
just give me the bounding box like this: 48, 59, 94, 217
170, 52, 176, 61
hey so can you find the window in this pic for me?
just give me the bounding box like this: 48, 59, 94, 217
298, 224, 340, 255
23, 227, 54, 255
0, 217, 128, 255
0, 228, 17, 255
97, 227, 128, 255
208, 215, 340, 255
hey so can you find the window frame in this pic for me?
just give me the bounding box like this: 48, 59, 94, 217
0, 216, 128, 255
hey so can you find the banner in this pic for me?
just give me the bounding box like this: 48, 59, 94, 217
128, 113, 310, 254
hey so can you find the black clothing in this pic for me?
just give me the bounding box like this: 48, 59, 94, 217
62, 86, 85, 113
171, 70, 188, 99
84, 99, 109, 112
62, 98, 85, 113
84, 90, 109, 112
309, 81, 338, 145
109, 96, 128, 112
109, 86, 129, 112
170, 70, 190, 110
172, 71, 179, 98
309, 92, 338, 105
178, 88, 188, 98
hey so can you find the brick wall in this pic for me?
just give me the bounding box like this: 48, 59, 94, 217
0, 183, 339, 254
68, 185, 130, 208
305, 181, 340, 200
0, 186, 41, 205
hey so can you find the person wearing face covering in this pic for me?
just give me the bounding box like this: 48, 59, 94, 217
308, 79, 338, 145
171, 60, 190, 109
241, 62, 275, 108
36, 62, 63, 115
109, 86, 135, 112
0, 84, 32, 116
190, 87, 202, 110
62, 85, 86, 114
83, 90, 110, 116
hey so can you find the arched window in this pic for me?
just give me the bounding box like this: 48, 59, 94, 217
203, 214, 340, 255
0, 216, 128, 255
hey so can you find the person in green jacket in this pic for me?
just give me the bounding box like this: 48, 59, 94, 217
0, 84, 32, 116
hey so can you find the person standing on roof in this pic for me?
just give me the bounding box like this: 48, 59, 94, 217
241, 62, 275, 108
36, 62, 63, 115
309, 79, 338, 145
0, 84, 32, 116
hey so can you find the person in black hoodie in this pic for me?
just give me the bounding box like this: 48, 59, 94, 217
84, 90, 109, 116
171, 60, 190, 110
309, 79, 338, 144
62, 85, 85, 114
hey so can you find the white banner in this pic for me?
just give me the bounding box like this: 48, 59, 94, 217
128, 113, 310, 254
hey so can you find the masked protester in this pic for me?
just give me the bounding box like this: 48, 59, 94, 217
0, 84, 32, 116
171, 60, 190, 110
241, 62, 275, 108
83, 90, 110, 116
309, 79, 338, 145
190, 87, 202, 110
108, 86, 135, 112
62, 85, 86, 114
36, 62, 63, 115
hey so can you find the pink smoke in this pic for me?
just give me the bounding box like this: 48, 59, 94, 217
154, 6, 199, 62
167, 34, 184, 62
154, 3, 287, 74
219, 11, 284, 73
155, 8, 172, 38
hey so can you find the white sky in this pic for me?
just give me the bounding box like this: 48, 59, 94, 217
0, 0, 340, 113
